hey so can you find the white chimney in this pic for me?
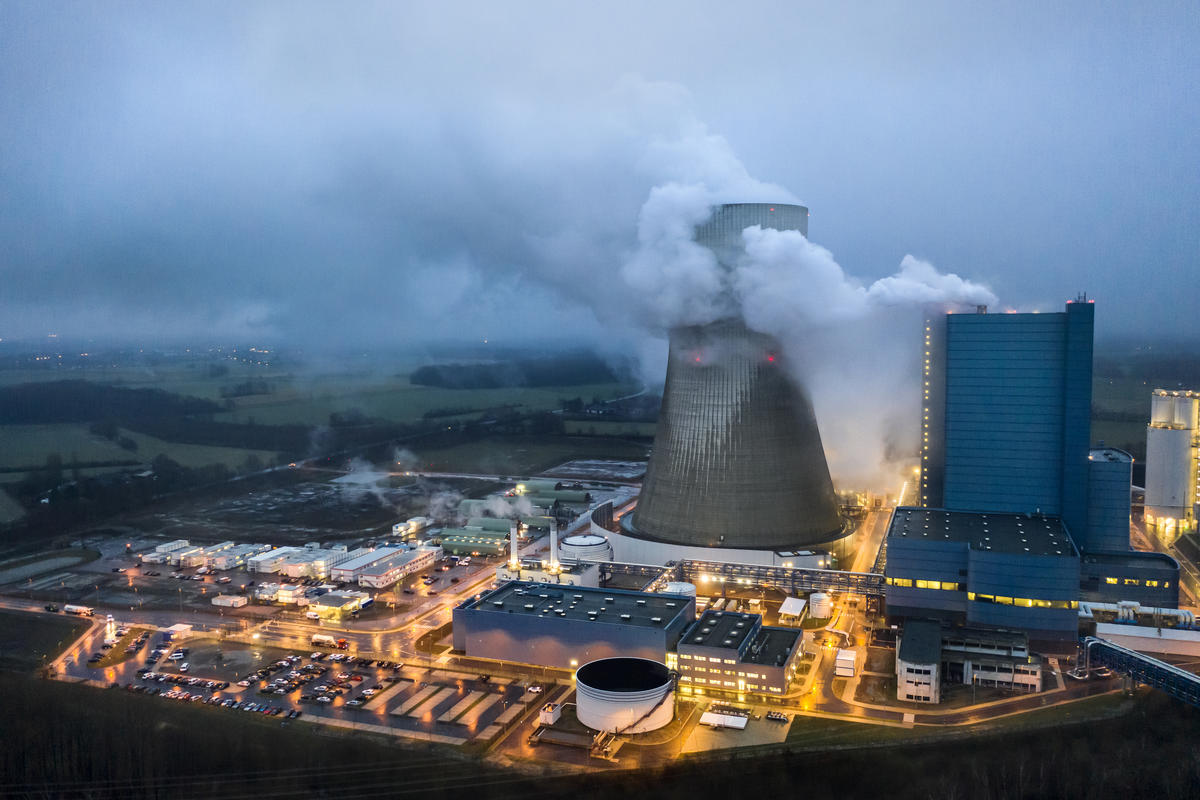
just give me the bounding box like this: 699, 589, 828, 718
509, 521, 520, 569
549, 520, 559, 571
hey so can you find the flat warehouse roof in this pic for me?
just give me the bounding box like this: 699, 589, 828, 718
889, 507, 1077, 557
742, 626, 800, 667
459, 581, 691, 629
681, 610, 757, 650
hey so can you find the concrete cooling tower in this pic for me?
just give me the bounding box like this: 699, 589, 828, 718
629, 203, 844, 551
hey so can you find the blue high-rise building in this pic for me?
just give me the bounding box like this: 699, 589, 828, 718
891, 298, 1180, 647
919, 299, 1094, 537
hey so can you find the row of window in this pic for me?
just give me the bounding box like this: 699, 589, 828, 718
886, 577, 965, 591
680, 676, 775, 692
681, 665, 768, 680
1103, 577, 1170, 588
678, 654, 737, 664
973, 663, 1038, 675
967, 592, 1078, 609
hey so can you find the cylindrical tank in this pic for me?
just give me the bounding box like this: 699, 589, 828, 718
1174, 396, 1197, 429
575, 658, 674, 734
809, 592, 833, 618
559, 533, 612, 562
661, 581, 697, 598
1151, 392, 1174, 426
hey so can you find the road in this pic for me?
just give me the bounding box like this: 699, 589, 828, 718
1131, 518, 1199, 607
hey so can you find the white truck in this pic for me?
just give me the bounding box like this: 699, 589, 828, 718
63, 604, 95, 617
311, 633, 337, 647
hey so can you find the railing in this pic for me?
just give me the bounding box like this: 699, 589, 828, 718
1081, 636, 1200, 708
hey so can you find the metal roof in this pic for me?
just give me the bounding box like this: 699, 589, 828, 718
459, 580, 692, 630
898, 619, 942, 665
889, 507, 1077, 557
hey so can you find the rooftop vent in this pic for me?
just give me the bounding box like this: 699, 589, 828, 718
651, 616, 662, 623
620, 613, 631, 620
605, 597, 615, 604
524, 603, 535, 610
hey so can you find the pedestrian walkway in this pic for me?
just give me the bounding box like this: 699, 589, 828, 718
393, 684, 440, 715
439, 690, 485, 722
408, 686, 456, 718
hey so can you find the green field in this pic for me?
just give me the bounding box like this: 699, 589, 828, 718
0, 609, 90, 673
0, 423, 279, 475
0, 362, 292, 401
217, 378, 640, 426
785, 692, 1133, 748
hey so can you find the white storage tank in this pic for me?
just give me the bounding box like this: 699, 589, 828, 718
809, 592, 833, 618
559, 533, 613, 562
661, 581, 697, 598
575, 657, 674, 734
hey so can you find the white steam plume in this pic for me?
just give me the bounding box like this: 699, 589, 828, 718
484, 494, 537, 519
617, 178, 997, 489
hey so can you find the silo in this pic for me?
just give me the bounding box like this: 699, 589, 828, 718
559, 533, 613, 562
630, 203, 845, 551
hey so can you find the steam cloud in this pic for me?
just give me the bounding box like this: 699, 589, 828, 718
616, 158, 997, 489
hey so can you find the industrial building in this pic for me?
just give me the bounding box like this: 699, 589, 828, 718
1144, 389, 1200, 541
329, 546, 406, 584
496, 557, 601, 587
1079, 551, 1179, 607
675, 609, 804, 696
896, 620, 1043, 704
208, 543, 272, 570
885, 508, 1080, 643
909, 299, 1180, 642
308, 590, 370, 618
354, 546, 440, 589
626, 203, 845, 558
920, 299, 1094, 536
452, 581, 696, 669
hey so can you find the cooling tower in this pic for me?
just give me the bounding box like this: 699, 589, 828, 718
630, 203, 844, 550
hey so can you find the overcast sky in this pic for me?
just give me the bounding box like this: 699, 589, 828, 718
2, 1, 1198, 353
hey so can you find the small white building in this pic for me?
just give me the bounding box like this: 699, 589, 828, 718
778, 596, 807, 626
309, 590, 370, 618
208, 543, 272, 571
835, 648, 857, 677
356, 546, 441, 589
275, 584, 307, 605
212, 594, 248, 608
329, 546, 406, 584
896, 620, 941, 704
247, 547, 300, 573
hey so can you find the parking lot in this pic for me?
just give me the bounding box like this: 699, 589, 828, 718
59, 633, 544, 746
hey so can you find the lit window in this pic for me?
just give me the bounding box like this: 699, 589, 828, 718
1105, 577, 1118, 585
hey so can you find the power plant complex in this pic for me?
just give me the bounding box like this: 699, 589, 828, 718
465, 205, 1191, 719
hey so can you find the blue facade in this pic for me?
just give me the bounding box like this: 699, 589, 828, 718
1086, 449, 1134, 552
884, 508, 1081, 642
923, 301, 1102, 546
